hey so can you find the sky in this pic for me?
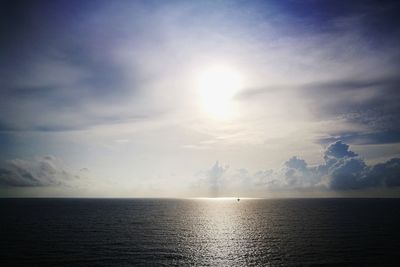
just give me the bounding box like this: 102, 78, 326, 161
0, 0, 400, 197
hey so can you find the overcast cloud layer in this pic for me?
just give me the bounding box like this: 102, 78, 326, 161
0, 0, 399, 197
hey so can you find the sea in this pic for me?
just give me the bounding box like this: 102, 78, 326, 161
1, 198, 399, 266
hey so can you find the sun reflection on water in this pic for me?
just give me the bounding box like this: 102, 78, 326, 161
182, 198, 255, 265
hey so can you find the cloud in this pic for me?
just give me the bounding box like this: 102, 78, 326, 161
289, 141, 400, 191
1, 1, 399, 198
2, 0, 399, 135
324, 140, 357, 159
195, 141, 400, 196
0, 156, 79, 187
368, 158, 400, 187
319, 141, 399, 190
319, 131, 400, 145
236, 76, 400, 146
328, 157, 367, 190
281, 156, 321, 189
194, 161, 229, 197
304, 78, 400, 145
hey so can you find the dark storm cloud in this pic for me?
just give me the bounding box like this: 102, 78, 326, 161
0, 156, 78, 187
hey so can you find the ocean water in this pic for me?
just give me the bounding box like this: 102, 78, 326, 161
1, 198, 399, 266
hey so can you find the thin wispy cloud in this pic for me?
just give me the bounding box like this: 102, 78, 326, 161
0, 155, 79, 187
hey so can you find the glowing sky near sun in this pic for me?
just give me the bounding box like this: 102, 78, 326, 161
196, 64, 244, 120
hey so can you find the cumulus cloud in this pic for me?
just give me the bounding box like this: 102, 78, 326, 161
281, 156, 322, 189
367, 158, 400, 187
0, 156, 79, 187
195, 161, 229, 197
324, 141, 357, 159
195, 141, 400, 196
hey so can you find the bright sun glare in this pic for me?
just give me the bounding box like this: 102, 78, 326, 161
196, 65, 243, 119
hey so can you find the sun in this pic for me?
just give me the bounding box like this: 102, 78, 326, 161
196, 65, 243, 119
